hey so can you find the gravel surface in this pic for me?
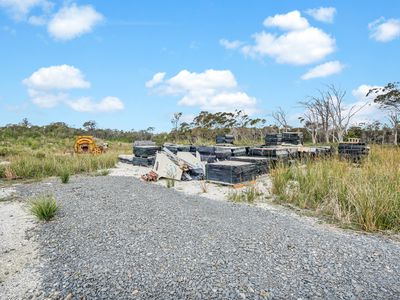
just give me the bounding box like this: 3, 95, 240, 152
14, 176, 400, 299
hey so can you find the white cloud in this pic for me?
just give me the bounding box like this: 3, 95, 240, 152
220, 38, 244, 49
145, 72, 166, 88
369, 18, 400, 42
242, 27, 335, 65
28, 15, 47, 25
47, 3, 103, 40
67, 96, 124, 112
147, 69, 258, 113
350, 84, 386, 124
263, 10, 309, 31
23, 64, 90, 90
306, 7, 336, 23
226, 10, 336, 65
27, 89, 67, 108
23, 65, 123, 112
301, 60, 344, 80
0, 0, 52, 20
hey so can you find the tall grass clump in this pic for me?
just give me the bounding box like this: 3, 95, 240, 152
30, 193, 59, 221
2, 153, 117, 180
60, 169, 70, 183
271, 146, 400, 232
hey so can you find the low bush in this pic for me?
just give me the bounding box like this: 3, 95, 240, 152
30, 193, 59, 221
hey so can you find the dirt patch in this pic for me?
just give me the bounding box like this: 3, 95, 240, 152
0, 197, 42, 299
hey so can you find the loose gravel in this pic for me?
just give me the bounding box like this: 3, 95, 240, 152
14, 176, 400, 299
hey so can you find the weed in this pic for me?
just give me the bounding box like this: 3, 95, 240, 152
227, 186, 259, 203
60, 170, 70, 183
30, 193, 59, 221
166, 178, 175, 188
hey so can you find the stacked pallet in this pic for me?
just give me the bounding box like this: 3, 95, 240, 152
206, 160, 259, 184
265, 133, 282, 146
338, 142, 369, 161
216, 134, 235, 144
282, 132, 303, 145
230, 156, 269, 175
163, 143, 191, 154
132, 140, 160, 166
248, 147, 289, 160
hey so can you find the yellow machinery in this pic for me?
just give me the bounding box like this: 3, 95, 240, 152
74, 136, 107, 154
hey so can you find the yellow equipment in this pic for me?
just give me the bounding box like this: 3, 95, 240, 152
74, 136, 107, 154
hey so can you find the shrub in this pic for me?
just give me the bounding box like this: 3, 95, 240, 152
30, 194, 59, 221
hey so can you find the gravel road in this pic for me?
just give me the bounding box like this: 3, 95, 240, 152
14, 176, 400, 299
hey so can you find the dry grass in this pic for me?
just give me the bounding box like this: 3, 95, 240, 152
0, 139, 129, 181
271, 146, 400, 232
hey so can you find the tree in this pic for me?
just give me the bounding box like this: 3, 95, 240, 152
367, 82, 400, 145
19, 118, 31, 127
271, 107, 289, 132
171, 112, 182, 141
299, 103, 319, 144
83, 120, 97, 132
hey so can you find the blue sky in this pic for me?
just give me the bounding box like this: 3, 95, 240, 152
1, 0, 399, 131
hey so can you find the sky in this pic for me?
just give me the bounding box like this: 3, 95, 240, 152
0, 0, 399, 131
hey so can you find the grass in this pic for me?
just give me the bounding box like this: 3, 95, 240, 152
0, 138, 129, 181
30, 193, 59, 221
60, 170, 70, 183
228, 186, 260, 203
270, 145, 400, 232
166, 178, 175, 188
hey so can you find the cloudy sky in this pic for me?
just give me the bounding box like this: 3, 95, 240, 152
0, 1, 399, 131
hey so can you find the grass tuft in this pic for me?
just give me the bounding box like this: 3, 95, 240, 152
30, 193, 59, 221
60, 170, 70, 183
228, 186, 259, 203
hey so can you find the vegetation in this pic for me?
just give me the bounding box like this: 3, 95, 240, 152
60, 170, 70, 183
271, 146, 400, 232
228, 186, 260, 204
30, 193, 59, 221
166, 178, 175, 188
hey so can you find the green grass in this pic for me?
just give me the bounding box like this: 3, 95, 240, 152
228, 186, 260, 203
166, 178, 175, 188
30, 193, 59, 221
60, 170, 70, 183
270, 146, 400, 232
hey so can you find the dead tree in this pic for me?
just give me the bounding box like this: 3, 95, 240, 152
303, 91, 331, 143
299, 101, 319, 144
326, 85, 368, 142
271, 107, 289, 132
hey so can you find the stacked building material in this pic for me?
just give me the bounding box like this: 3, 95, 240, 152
265, 133, 282, 146
338, 142, 369, 161
206, 160, 259, 184
163, 143, 191, 154
197, 146, 216, 155
282, 132, 303, 145
248, 147, 289, 160
118, 154, 133, 164
216, 134, 235, 144
230, 156, 269, 175
132, 140, 160, 166
132, 156, 156, 167
215, 147, 232, 160
133, 145, 160, 158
